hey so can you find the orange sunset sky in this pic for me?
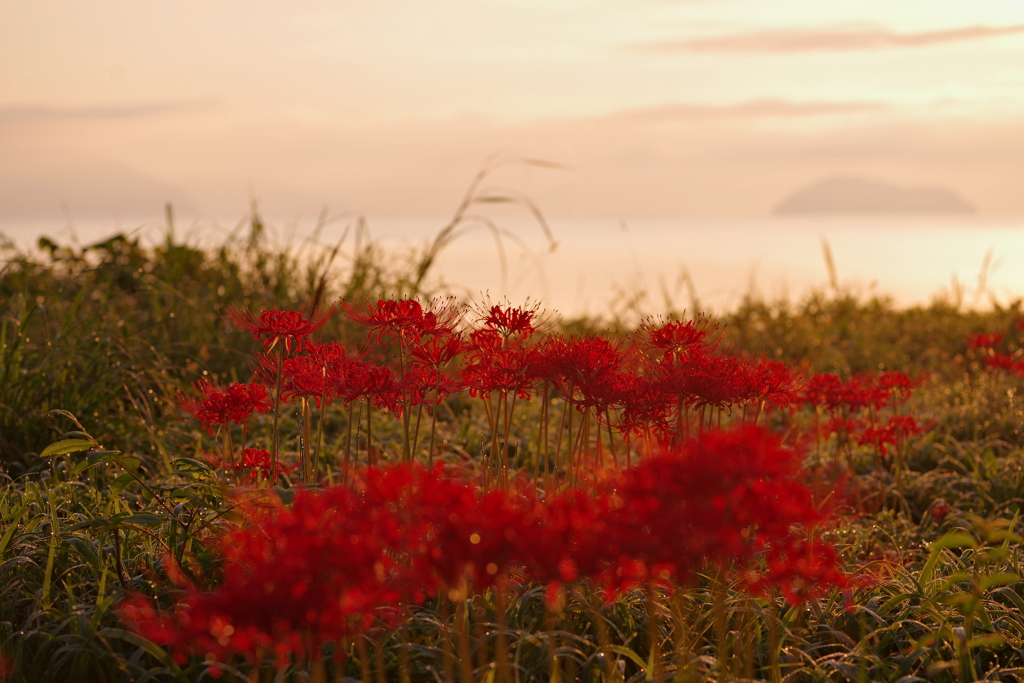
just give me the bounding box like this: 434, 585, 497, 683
2, 0, 1024, 223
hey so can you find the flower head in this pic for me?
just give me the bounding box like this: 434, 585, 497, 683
178, 380, 270, 435
341, 297, 462, 346
234, 447, 299, 481
224, 304, 333, 352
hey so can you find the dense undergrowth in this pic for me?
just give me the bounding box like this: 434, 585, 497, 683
4, 213, 1024, 682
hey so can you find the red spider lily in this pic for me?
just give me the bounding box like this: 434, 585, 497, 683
747, 537, 851, 607
523, 486, 655, 600
479, 303, 539, 340
341, 297, 462, 346
361, 464, 534, 593
612, 373, 672, 439
929, 500, 951, 522
801, 373, 879, 412
875, 371, 916, 407
333, 359, 402, 414
601, 426, 833, 597
824, 416, 862, 438
120, 486, 403, 667
255, 339, 352, 406
224, 305, 333, 353
985, 354, 1017, 371
461, 330, 538, 400
121, 450, 851, 667
857, 416, 927, 456
233, 448, 299, 482
802, 371, 920, 418
178, 380, 270, 435
983, 353, 1024, 378
968, 331, 1004, 351
638, 314, 720, 360
519, 489, 603, 589
684, 352, 748, 411
738, 358, 800, 408
534, 335, 623, 405
408, 331, 465, 369
401, 366, 463, 407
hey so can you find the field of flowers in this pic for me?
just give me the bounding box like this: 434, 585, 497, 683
5, 224, 1024, 682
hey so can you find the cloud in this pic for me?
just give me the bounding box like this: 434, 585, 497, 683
608, 99, 884, 122
641, 23, 1024, 54
0, 100, 212, 123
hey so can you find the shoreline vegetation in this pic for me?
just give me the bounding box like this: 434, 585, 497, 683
4, 206, 1024, 682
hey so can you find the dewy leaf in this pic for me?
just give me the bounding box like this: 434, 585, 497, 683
40, 439, 95, 457
932, 532, 978, 551
920, 532, 978, 588
979, 573, 1020, 591
109, 473, 137, 495
968, 634, 1006, 649
88, 450, 122, 463
97, 628, 186, 678
121, 513, 163, 526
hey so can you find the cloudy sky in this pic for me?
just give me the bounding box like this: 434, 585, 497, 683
3, 0, 1024, 223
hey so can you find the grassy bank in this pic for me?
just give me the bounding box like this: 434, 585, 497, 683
4, 222, 1024, 682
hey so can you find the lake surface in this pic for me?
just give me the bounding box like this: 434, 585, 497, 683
4, 213, 1024, 319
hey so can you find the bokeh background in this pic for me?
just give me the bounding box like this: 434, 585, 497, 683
3, 0, 1024, 315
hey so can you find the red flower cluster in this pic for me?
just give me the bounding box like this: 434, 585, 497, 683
857, 416, 927, 456
800, 370, 926, 469
276, 340, 351, 406
225, 305, 333, 352
121, 484, 402, 667
968, 332, 1005, 351
121, 426, 851, 666
341, 297, 462, 346
800, 371, 914, 413
178, 380, 270, 435
233, 448, 299, 482
966, 322, 1024, 377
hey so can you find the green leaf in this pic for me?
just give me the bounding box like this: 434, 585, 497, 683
121, 457, 141, 473
71, 459, 94, 476
993, 586, 1024, 612
97, 628, 186, 679
44, 409, 86, 429
121, 513, 162, 525
968, 633, 1005, 648
921, 533, 977, 588
67, 518, 117, 532
273, 486, 295, 505
603, 645, 649, 671
933, 532, 978, 551
109, 473, 136, 495
172, 457, 210, 470
88, 450, 122, 464
40, 439, 95, 457
0, 505, 28, 556
878, 591, 917, 614
979, 572, 1020, 591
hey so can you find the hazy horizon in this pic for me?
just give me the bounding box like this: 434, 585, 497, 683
3, 1, 1024, 226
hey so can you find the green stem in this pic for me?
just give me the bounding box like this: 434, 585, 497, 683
270, 344, 284, 486
367, 398, 374, 468
300, 397, 312, 484
314, 385, 328, 483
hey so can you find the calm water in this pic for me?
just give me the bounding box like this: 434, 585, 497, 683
4, 213, 1024, 319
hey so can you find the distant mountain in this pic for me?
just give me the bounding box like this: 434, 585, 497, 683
775, 176, 975, 215
0, 152, 197, 220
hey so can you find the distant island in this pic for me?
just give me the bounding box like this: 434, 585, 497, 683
775, 176, 975, 215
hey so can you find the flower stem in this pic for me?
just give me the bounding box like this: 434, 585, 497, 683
270, 344, 284, 486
